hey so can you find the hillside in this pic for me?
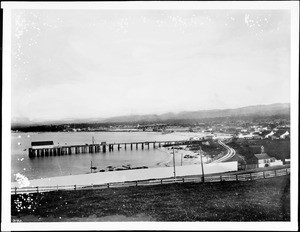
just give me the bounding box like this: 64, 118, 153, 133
11, 176, 289, 222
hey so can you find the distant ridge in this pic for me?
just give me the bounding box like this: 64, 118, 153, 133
12, 103, 290, 126
100, 103, 290, 123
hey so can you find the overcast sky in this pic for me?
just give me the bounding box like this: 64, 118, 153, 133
11, 9, 291, 122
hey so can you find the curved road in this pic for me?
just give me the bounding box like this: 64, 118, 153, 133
212, 140, 236, 163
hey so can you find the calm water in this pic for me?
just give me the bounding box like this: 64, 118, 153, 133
11, 131, 204, 181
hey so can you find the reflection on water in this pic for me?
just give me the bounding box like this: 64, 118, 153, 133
11, 131, 199, 181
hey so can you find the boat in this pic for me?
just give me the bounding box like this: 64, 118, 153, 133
161, 129, 174, 134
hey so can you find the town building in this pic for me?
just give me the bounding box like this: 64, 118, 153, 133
253, 153, 283, 167
31, 141, 54, 149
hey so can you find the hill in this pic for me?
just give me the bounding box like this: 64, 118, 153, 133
100, 103, 290, 123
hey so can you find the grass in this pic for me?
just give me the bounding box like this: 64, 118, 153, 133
11, 175, 290, 222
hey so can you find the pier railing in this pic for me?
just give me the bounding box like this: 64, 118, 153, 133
11, 167, 290, 195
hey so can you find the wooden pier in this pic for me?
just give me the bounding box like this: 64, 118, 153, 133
28, 140, 207, 158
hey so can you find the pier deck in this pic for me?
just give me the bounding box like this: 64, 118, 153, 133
28, 139, 208, 158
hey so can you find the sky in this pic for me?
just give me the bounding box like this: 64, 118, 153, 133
11, 9, 291, 122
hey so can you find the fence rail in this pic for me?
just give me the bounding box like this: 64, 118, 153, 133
11, 168, 290, 195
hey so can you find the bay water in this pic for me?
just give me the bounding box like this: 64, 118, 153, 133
11, 131, 205, 181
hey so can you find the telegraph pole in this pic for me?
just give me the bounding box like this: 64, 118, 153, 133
181, 153, 183, 166
173, 147, 176, 180
200, 147, 205, 183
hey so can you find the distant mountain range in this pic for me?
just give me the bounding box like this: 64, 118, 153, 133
12, 103, 290, 126
100, 103, 290, 123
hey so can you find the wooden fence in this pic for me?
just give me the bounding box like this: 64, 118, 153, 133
11, 167, 290, 195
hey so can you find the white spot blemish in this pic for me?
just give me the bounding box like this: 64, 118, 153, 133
15, 173, 30, 187
245, 14, 250, 26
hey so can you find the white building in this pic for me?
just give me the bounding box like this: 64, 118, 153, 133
280, 131, 289, 139
254, 153, 283, 168
31, 141, 54, 149
265, 131, 275, 138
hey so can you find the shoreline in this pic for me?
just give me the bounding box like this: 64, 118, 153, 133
12, 162, 238, 188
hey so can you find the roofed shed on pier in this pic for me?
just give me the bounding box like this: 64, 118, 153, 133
31, 141, 54, 149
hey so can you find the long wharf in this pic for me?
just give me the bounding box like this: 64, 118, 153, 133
28, 139, 207, 158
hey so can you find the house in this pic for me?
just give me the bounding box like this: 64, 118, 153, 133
252, 135, 262, 140
280, 131, 290, 139
265, 131, 275, 138
269, 135, 279, 140
189, 136, 200, 141
205, 134, 215, 140
202, 141, 210, 145
31, 141, 54, 149
253, 152, 283, 168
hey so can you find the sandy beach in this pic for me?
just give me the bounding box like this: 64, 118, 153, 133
12, 161, 238, 188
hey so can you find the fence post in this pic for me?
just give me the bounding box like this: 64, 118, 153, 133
57, 185, 59, 191
263, 171, 265, 178
182, 178, 185, 183
250, 173, 252, 181
74, 185, 76, 190
236, 175, 238, 181
107, 183, 109, 188
161, 179, 163, 185
36, 186, 39, 194
220, 175, 223, 181
92, 184, 94, 190
135, 181, 138, 187
15, 187, 17, 195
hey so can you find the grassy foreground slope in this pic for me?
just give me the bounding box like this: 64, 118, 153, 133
11, 176, 290, 222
